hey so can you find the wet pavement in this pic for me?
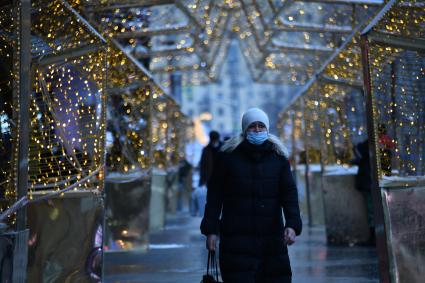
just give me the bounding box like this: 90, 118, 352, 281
104, 212, 379, 283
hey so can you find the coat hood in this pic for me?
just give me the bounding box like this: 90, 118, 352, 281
221, 134, 289, 157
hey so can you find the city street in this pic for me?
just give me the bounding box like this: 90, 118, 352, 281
105, 212, 379, 283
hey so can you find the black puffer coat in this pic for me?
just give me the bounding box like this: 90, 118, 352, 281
201, 136, 302, 283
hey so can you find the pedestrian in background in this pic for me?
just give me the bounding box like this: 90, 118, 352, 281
352, 139, 375, 245
177, 158, 192, 212
201, 108, 302, 283
199, 130, 223, 187
192, 131, 223, 217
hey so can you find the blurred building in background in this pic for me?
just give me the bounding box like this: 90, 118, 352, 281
181, 40, 298, 136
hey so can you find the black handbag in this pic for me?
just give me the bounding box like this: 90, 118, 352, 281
201, 251, 223, 283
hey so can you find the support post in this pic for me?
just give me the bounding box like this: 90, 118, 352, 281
15, 0, 31, 231
360, 35, 391, 283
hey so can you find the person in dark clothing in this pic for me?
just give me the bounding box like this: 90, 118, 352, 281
201, 108, 302, 283
177, 158, 192, 211
352, 139, 375, 245
199, 130, 222, 187
353, 139, 372, 193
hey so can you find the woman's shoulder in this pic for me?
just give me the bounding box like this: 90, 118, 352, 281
267, 134, 289, 158
220, 135, 244, 153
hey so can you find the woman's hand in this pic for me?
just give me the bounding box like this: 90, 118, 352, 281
206, 234, 218, 251
284, 227, 296, 245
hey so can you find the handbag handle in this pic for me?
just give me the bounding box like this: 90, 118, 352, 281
207, 251, 219, 281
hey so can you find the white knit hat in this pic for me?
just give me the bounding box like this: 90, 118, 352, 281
241, 108, 269, 133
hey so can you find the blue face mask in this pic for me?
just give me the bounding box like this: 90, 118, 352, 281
246, 131, 268, 145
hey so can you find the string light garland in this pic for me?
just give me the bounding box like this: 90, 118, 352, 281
166, 98, 190, 166
71, 1, 190, 173
27, 0, 107, 194
277, 2, 383, 167
75, 0, 384, 86
1, 0, 190, 225
105, 43, 153, 174
277, 100, 304, 161
232, 0, 382, 84
315, 38, 367, 166
279, 83, 322, 165
2, 1, 423, 228
1, 0, 108, 225
302, 85, 323, 164
78, 0, 217, 86
151, 89, 188, 169
366, 0, 425, 178
279, 1, 424, 178
0, 4, 18, 222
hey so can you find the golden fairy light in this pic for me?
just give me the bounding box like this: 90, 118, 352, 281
105, 43, 154, 174
232, 0, 382, 84
313, 38, 367, 167
78, 0, 218, 86
71, 1, 190, 174
150, 88, 188, 170
76, 0, 385, 86
0, 4, 17, 219
28, 0, 107, 193
365, 1, 425, 178
1, 0, 107, 224
277, 100, 304, 161
301, 85, 322, 165
280, 83, 323, 166
279, 0, 424, 177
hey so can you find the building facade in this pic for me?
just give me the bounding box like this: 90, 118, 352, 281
181, 40, 297, 137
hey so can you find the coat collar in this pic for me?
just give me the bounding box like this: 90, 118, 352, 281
220, 134, 288, 157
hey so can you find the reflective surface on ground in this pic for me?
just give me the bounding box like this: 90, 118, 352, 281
104, 212, 379, 283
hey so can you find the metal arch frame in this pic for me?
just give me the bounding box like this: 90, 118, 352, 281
271, 23, 353, 33
15, 0, 108, 227
359, 2, 425, 282
286, 0, 423, 282
114, 25, 192, 39
366, 31, 425, 52
267, 42, 335, 53
29, 0, 110, 187
110, 38, 169, 94
263, 0, 373, 44
289, 8, 375, 106
360, 34, 391, 283
296, 0, 384, 4
317, 74, 363, 89
82, 0, 234, 84
181, 0, 367, 83
155, 1, 232, 76
82, 0, 175, 11
80, 0, 388, 84
240, 0, 383, 82
238, 0, 271, 52
15, 0, 31, 233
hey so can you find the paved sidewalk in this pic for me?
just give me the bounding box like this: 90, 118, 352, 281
104, 212, 379, 283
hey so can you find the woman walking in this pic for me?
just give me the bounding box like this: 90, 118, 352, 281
201, 108, 302, 283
